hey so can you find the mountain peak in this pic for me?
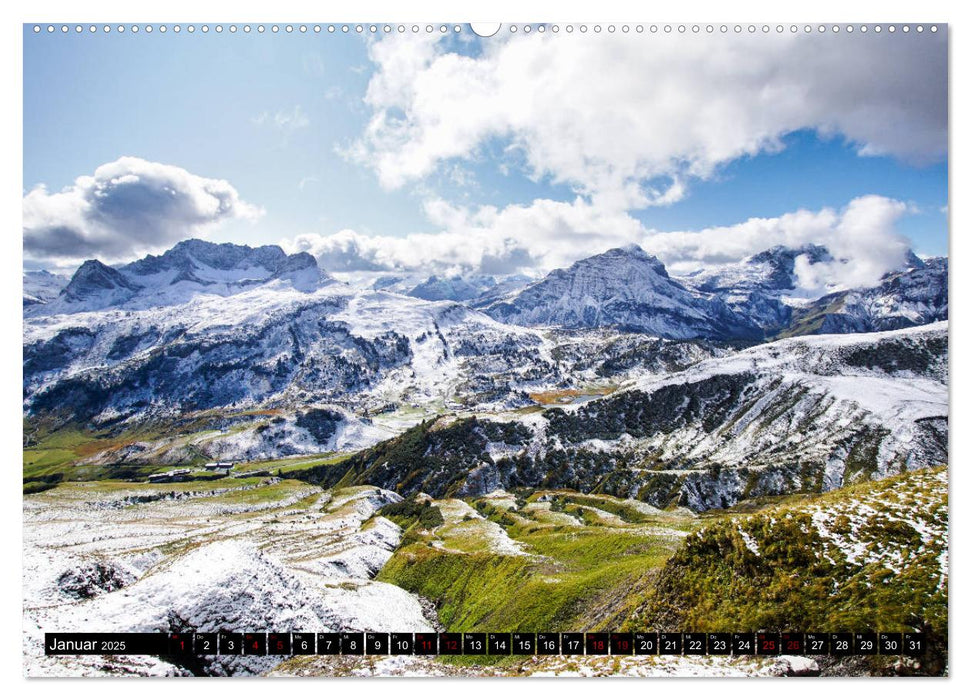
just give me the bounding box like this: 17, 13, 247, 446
903, 249, 927, 271
271, 251, 328, 291
120, 239, 327, 288
574, 244, 669, 278
603, 243, 652, 259
274, 251, 318, 274
127, 239, 291, 277
747, 243, 834, 270
616, 242, 649, 255
407, 274, 497, 302
61, 259, 142, 303
484, 245, 760, 339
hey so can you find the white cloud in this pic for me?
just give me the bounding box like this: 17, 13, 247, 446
649, 195, 912, 293
281, 194, 913, 292
286, 228, 390, 272
23, 157, 262, 267
298, 176, 320, 191
348, 31, 946, 207
252, 105, 310, 135
283, 196, 645, 276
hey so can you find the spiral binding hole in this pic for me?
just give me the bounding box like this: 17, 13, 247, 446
29, 23, 944, 38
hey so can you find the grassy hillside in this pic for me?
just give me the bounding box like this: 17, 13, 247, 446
638, 467, 948, 671
22, 421, 176, 489
375, 468, 946, 673
375, 491, 698, 633
22, 417, 349, 492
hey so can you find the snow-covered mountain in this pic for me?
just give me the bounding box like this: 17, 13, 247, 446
677, 244, 837, 333
120, 239, 326, 290
23, 239, 949, 477
60, 259, 144, 306
367, 271, 532, 305
482, 244, 946, 340
684, 244, 835, 294
483, 245, 764, 340
785, 256, 948, 336
407, 274, 497, 302
26, 239, 332, 314
23, 280, 555, 428
23, 270, 69, 307
24, 240, 947, 340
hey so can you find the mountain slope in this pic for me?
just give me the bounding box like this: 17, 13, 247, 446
783, 257, 948, 337
23, 481, 436, 677
293, 323, 947, 511
640, 466, 947, 674
23, 270, 69, 307
407, 274, 497, 302
23, 282, 555, 427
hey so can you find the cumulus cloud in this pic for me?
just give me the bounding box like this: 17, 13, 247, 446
23, 157, 262, 266
283, 196, 643, 276
347, 31, 946, 207
282, 194, 913, 293
287, 229, 390, 272
331, 32, 936, 292
648, 195, 912, 294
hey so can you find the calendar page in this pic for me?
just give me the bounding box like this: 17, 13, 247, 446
22, 20, 948, 678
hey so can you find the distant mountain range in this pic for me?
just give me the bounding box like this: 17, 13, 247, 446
25, 239, 946, 342
481, 243, 946, 340
27, 239, 330, 313
21, 237, 949, 512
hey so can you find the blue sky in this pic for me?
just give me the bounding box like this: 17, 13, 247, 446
23, 28, 423, 241
23, 25, 948, 279
638, 130, 947, 254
